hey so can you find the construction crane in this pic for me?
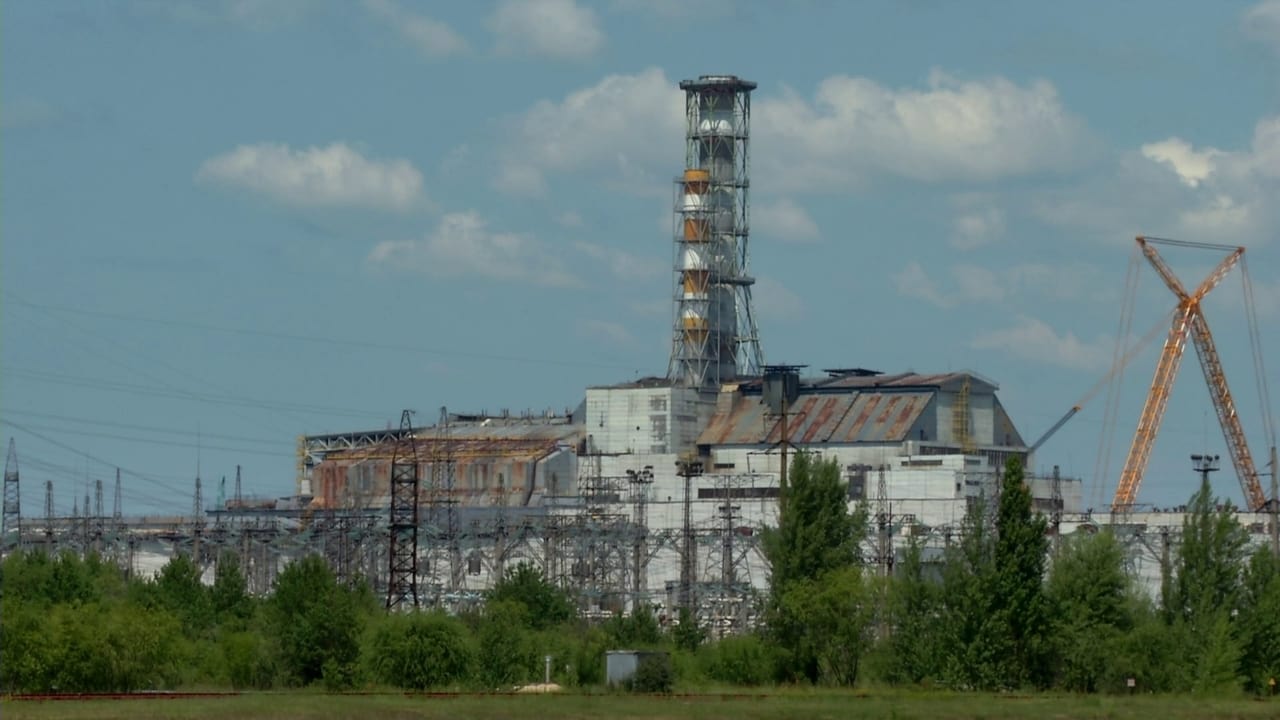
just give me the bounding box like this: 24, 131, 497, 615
1111, 236, 1269, 512
1026, 311, 1171, 464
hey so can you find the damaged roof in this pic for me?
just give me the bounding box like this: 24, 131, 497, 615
699, 390, 933, 446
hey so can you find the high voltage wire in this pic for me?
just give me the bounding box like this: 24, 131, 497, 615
4, 409, 289, 446
4, 420, 293, 458
5, 292, 637, 371
8, 367, 388, 420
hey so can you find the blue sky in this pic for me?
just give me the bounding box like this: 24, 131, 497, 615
3, 0, 1279, 516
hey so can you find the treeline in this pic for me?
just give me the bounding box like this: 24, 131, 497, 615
1, 454, 1278, 695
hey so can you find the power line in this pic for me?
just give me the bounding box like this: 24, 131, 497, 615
4, 409, 289, 446
6, 292, 636, 372
7, 367, 387, 420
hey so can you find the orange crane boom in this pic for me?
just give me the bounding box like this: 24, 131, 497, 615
1111, 237, 1266, 512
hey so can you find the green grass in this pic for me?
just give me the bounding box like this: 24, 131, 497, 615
2, 690, 1277, 720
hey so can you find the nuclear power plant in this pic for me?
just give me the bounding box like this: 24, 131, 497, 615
3, 75, 1276, 631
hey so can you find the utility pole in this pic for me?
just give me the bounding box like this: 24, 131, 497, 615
3, 439, 21, 553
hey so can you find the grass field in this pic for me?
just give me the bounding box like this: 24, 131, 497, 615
3, 690, 1278, 720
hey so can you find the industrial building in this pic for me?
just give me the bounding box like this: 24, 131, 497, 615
6, 74, 1273, 634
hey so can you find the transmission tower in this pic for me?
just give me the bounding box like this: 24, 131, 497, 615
3, 439, 20, 552
112, 469, 122, 526
628, 466, 654, 608
387, 409, 419, 611
678, 458, 703, 612
44, 480, 54, 554
192, 474, 204, 563
93, 478, 104, 555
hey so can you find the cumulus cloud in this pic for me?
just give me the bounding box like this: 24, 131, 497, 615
574, 241, 664, 279
971, 315, 1111, 371
1243, 0, 1280, 51
610, 0, 735, 19
753, 198, 820, 243
368, 211, 578, 288
951, 203, 1006, 250
1141, 138, 1219, 187
893, 261, 1105, 308
489, 0, 603, 59
497, 68, 682, 194
364, 0, 469, 58
501, 68, 1085, 197
1039, 115, 1280, 244
754, 69, 1089, 190
140, 0, 313, 30
198, 142, 424, 210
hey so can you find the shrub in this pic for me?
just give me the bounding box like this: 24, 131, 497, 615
701, 634, 774, 686
630, 653, 674, 694
370, 612, 476, 690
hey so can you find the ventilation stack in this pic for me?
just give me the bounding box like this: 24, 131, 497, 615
668, 75, 763, 388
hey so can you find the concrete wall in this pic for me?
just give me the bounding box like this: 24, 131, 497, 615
586, 386, 714, 456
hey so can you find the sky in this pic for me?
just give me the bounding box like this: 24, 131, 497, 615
3, 0, 1279, 517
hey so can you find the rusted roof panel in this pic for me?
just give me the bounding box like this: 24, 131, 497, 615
697, 390, 933, 446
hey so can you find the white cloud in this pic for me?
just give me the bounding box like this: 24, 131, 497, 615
198, 142, 424, 211
574, 241, 664, 279
753, 276, 804, 321
753, 198, 820, 243
489, 0, 603, 59
951, 205, 1006, 250
1140, 138, 1219, 188
497, 68, 682, 194
951, 265, 1004, 303
493, 164, 548, 196
1243, 1, 1280, 51
579, 319, 636, 347
141, 0, 312, 30
972, 315, 1111, 371
368, 211, 578, 288
1041, 115, 1280, 244
893, 261, 951, 308
364, 0, 469, 58
754, 69, 1088, 190
500, 68, 1085, 198
610, 0, 734, 19
557, 211, 584, 228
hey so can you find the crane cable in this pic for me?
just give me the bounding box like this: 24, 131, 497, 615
1241, 258, 1277, 454
1093, 243, 1143, 510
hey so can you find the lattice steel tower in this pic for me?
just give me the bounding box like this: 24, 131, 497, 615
3, 439, 21, 552
668, 75, 763, 387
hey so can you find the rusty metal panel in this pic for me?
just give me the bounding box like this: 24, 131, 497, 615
830, 392, 931, 443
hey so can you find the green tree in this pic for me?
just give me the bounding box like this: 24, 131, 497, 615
211, 552, 252, 625
1237, 546, 1280, 694
370, 611, 476, 690
672, 606, 705, 652
1162, 478, 1249, 693
488, 562, 574, 630
879, 539, 942, 685
269, 555, 364, 687
155, 553, 213, 633
1047, 530, 1132, 691
776, 567, 875, 685
477, 601, 536, 687
992, 457, 1051, 688
763, 452, 866, 683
